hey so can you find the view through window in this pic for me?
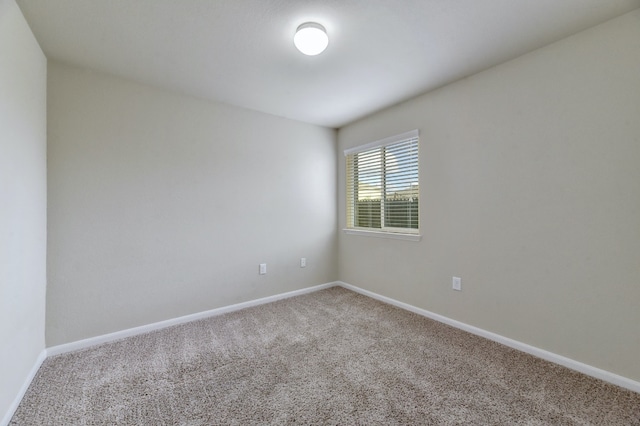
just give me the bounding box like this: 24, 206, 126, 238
345, 130, 419, 234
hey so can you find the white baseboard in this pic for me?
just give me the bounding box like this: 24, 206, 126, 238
9, 279, 637, 426
336, 281, 640, 394
46, 282, 337, 357
1, 349, 47, 426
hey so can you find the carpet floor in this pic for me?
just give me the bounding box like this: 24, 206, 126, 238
10, 287, 640, 425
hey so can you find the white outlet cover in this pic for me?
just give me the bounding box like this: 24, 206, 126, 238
453, 277, 462, 291
259, 263, 267, 275
300, 258, 306, 268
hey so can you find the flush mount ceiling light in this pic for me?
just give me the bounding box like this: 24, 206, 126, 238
294, 22, 328, 56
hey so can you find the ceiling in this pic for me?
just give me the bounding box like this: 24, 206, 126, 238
16, 0, 640, 128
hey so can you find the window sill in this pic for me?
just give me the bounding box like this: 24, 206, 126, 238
343, 228, 422, 241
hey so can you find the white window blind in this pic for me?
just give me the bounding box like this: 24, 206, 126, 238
345, 130, 419, 234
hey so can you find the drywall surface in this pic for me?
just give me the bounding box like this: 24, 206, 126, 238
47, 62, 337, 345
0, 0, 47, 419
338, 9, 640, 381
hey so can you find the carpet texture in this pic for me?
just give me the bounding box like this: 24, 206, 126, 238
11, 287, 640, 425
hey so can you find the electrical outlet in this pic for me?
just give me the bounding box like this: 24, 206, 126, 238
259, 263, 267, 275
300, 258, 306, 268
452, 276, 462, 291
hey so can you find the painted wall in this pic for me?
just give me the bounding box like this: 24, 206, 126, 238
47, 62, 337, 346
338, 10, 640, 381
0, 0, 47, 420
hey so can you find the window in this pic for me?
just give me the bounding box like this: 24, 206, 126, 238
345, 130, 419, 238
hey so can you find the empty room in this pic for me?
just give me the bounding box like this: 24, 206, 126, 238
2, 0, 640, 424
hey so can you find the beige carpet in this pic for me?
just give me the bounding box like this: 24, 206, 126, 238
11, 287, 640, 425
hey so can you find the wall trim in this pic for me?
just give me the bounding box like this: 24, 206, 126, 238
336, 281, 640, 394
8, 279, 637, 425
46, 282, 337, 357
1, 349, 47, 426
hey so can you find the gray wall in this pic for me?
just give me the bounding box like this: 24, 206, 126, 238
0, 0, 47, 419
338, 10, 640, 381
47, 62, 337, 346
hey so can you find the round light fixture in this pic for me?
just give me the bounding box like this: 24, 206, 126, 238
294, 22, 328, 56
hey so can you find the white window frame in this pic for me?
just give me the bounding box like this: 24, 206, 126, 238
344, 130, 421, 241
